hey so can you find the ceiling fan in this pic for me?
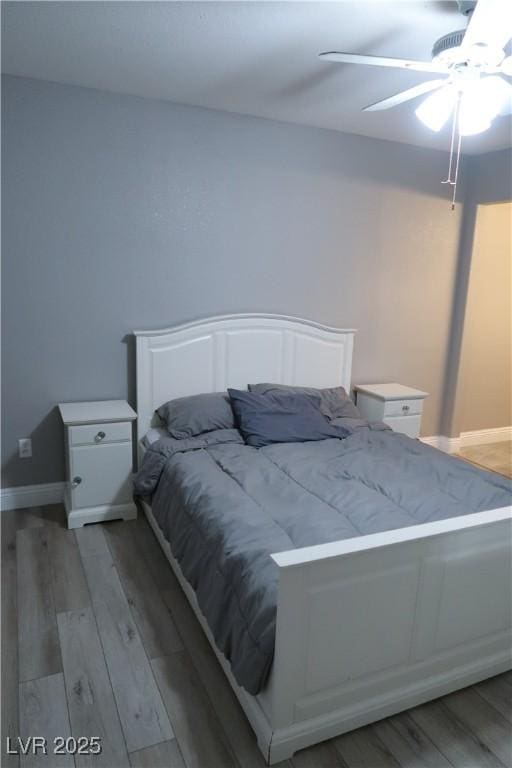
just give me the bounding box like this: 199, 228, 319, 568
319, 0, 512, 206
319, 0, 512, 136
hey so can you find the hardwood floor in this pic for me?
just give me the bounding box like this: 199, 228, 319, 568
2, 505, 511, 768
458, 441, 512, 478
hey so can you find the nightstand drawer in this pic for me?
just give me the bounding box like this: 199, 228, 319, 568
383, 399, 423, 418
383, 414, 421, 438
70, 442, 133, 509
69, 421, 131, 446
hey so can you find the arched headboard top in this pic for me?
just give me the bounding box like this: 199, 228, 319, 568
134, 313, 356, 444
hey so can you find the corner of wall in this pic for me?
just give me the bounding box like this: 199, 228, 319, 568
440, 149, 512, 438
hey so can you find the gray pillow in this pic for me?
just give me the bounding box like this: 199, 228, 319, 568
248, 383, 361, 421
228, 388, 349, 448
156, 392, 235, 440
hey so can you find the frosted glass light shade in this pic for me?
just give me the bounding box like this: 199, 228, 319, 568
458, 106, 491, 135
458, 77, 510, 135
415, 76, 512, 135
415, 86, 455, 132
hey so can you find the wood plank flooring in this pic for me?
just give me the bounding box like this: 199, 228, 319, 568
2, 504, 511, 768
458, 440, 512, 478
18, 673, 74, 768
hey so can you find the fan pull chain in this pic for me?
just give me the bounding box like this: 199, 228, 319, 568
442, 95, 459, 186
451, 127, 463, 210
441, 93, 462, 210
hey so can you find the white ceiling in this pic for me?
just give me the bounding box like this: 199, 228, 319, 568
2, 1, 511, 154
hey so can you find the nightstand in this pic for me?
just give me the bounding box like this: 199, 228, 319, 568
354, 383, 428, 439
58, 400, 137, 529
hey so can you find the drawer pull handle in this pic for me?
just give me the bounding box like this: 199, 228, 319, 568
402, 404, 410, 413
95, 431, 106, 443
72, 476, 82, 488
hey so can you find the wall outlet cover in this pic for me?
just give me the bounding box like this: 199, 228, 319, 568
18, 438, 32, 458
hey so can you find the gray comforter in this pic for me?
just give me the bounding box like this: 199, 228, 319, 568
134, 427, 512, 694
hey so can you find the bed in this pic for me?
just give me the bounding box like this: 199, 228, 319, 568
133, 313, 512, 764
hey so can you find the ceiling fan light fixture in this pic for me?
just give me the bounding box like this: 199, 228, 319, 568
456, 75, 511, 134
415, 86, 455, 131
458, 113, 492, 135
479, 75, 512, 116
458, 97, 493, 135
460, 75, 510, 116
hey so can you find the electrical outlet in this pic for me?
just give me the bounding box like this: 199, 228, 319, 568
18, 438, 32, 458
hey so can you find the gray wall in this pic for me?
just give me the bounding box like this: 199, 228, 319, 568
2, 75, 465, 487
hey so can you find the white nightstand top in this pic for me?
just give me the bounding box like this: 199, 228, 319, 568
354, 383, 428, 401
58, 399, 137, 425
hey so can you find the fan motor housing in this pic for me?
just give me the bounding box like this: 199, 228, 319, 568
432, 29, 505, 70
432, 29, 466, 60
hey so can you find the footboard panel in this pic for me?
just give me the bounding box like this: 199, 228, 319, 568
267, 507, 512, 763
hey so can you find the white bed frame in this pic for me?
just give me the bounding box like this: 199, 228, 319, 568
134, 313, 512, 764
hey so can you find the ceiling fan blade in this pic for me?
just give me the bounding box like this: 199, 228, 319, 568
319, 52, 449, 74
363, 79, 446, 112
462, 0, 512, 50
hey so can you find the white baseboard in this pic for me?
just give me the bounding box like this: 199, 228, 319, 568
2, 428, 510, 511
420, 436, 460, 454
0, 482, 65, 512
460, 426, 512, 448
420, 426, 511, 454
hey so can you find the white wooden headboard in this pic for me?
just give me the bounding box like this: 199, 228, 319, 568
133, 314, 356, 444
